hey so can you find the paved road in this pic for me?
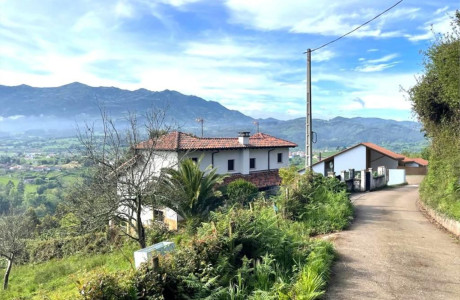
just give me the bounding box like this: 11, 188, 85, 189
325, 185, 460, 300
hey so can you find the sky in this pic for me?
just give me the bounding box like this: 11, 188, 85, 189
0, 0, 457, 121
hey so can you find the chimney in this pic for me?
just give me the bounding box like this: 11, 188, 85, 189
238, 132, 250, 145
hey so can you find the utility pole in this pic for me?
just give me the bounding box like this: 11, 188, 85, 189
305, 48, 312, 170
195, 118, 204, 137
300, 1, 401, 171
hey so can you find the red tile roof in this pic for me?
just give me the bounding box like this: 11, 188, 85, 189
402, 157, 429, 166
361, 142, 406, 160
136, 131, 297, 151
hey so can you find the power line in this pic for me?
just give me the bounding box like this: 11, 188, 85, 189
307, 0, 403, 53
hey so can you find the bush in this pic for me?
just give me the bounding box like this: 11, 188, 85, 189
278, 168, 353, 234
22, 232, 117, 264
145, 222, 172, 246
77, 269, 136, 300
226, 179, 259, 206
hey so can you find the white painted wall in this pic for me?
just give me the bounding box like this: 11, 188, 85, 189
388, 169, 406, 185
334, 145, 367, 174
248, 148, 269, 171
370, 150, 398, 170
269, 148, 289, 170
117, 151, 178, 198
180, 150, 213, 171
312, 161, 325, 174
179, 148, 290, 175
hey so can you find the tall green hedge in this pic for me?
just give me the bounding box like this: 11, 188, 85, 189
409, 11, 460, 220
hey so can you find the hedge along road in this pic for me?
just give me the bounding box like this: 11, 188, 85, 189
325, 185, 460, 300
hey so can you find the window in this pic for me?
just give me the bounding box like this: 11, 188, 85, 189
250, 158, 256, 169
191, 157, 198, 163
228, 159, 235, 171
277, 153, 283, 163
153, 209, 164, 222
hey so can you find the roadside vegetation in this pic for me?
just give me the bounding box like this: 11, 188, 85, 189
0, 109, 353, 299
409, 11, 460, 220
0, 158, 352, 299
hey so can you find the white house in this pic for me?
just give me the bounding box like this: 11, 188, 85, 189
312, 142, 405, 177
124, 131, 297, 229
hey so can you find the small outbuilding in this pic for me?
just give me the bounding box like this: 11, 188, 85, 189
312, 142, 405, 177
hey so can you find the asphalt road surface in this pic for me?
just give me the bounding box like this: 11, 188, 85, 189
325, 185, 460, 300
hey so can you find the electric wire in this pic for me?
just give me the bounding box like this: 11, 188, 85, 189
306, 0, 404, 53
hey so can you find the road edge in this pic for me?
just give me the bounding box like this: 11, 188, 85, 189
417, 198, 460, 239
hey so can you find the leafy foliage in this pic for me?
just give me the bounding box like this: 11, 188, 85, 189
225, 179, 259, 206
161, 158, 226, 221
409, 11, 460, 220
278, 167, 353, 234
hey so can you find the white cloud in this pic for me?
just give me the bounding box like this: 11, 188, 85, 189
406, 11, 454, 41
159, 0, 202, 7
355, 63, 398, 73
115, 1, 135, 18
225, 0, 417, 39
435, 6, 449, 15
367, 54, 399, 64
355, 53, 399, 72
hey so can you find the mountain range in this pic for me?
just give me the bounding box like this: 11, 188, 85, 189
0, 83, 427, 152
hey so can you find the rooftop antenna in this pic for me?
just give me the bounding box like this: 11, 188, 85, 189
195, 118, 204, 137
252, 121, 260, 133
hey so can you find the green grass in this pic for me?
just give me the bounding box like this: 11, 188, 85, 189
0, 176, 18, 186
0, 245, 137, 300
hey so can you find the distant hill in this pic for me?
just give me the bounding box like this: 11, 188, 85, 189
0, 83, 427, 152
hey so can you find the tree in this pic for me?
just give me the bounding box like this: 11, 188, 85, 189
160, 158, 225, 221
409, 11, 460, 217
68, 108, 178, 248
409, 11, 460, 134
0, 213, 30, 290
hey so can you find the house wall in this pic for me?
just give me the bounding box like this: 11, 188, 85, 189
334, 145, 367, 175
312, 161, 325, 174
179, 148, 290, 175
270, 148, 289, 170
181, 150, 213, 170
117, 151, 178, 198
370, 150, 398, 170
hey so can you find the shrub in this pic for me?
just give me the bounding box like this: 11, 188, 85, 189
22, 232, 117, 264
226, 179, 259, 206
77, 269, 136, 300
278, 168, 353, 234
145, 222, 172, 246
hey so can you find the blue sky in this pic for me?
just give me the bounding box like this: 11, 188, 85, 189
0, 0, 457, 121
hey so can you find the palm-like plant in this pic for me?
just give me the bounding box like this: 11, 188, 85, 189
161, 158, 226, 220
